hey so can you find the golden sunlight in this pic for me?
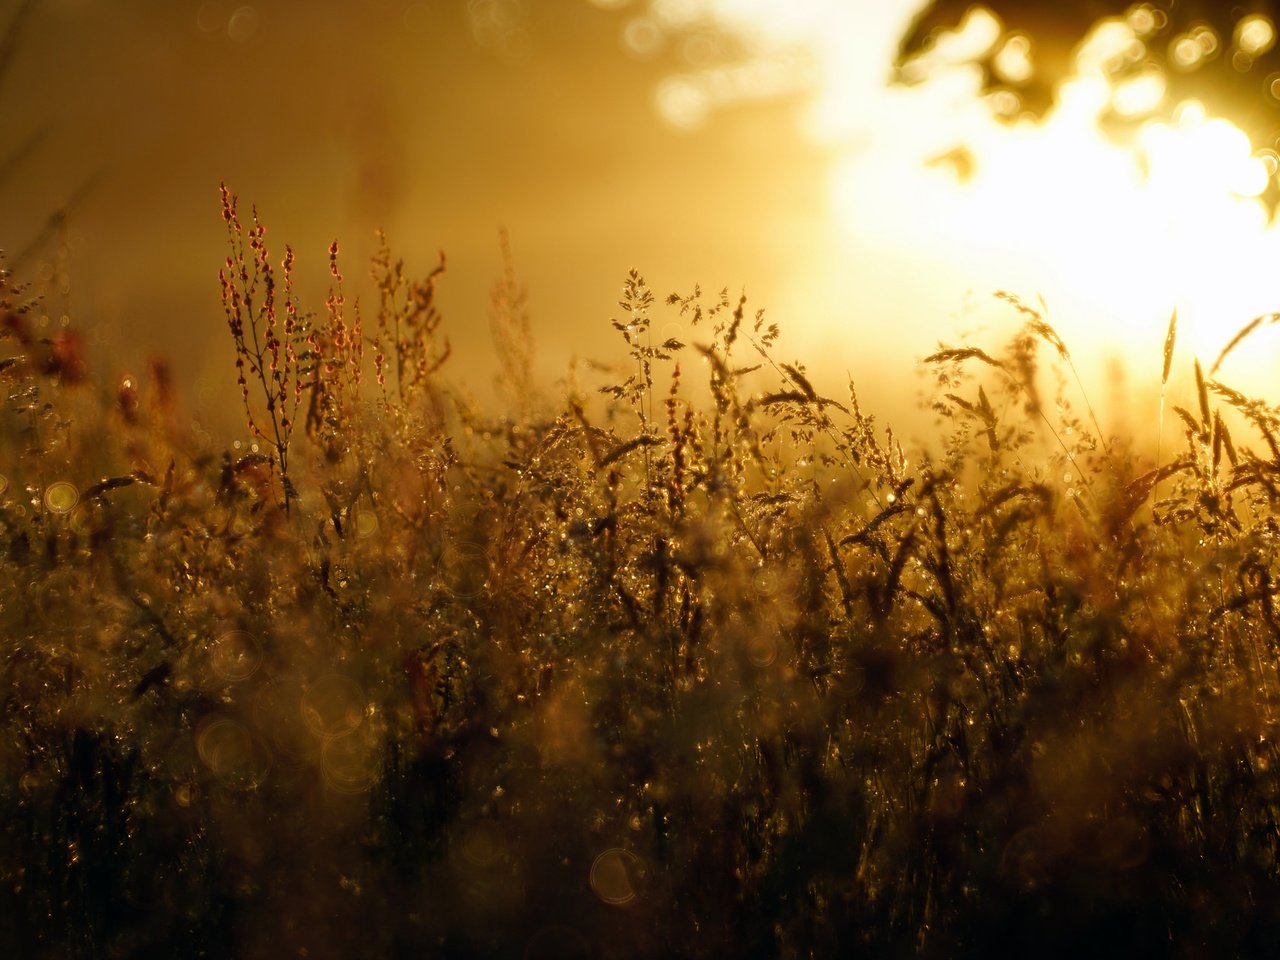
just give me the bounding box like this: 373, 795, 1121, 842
648, 1, 1280, 389
847, 10, 1280, 385
17, 5, 1280, 956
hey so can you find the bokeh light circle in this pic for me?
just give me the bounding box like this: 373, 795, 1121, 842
320, 728, 381, 794
300, 673, 366, 738
746, 633, 779, 668
227, 5, 259, 43
590, 847, 643, 905
443, 540, 491, 599
43, 481, 78, 514
354, 507, 379, 540
196, 716, 271, 791
209, 629, 263, 683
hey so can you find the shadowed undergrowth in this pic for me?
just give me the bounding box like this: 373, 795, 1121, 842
4, 191, 1280, 958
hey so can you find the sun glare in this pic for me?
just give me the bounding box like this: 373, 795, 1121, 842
632, 1, 1280, 389
833, 83, 1280, 381
831, 13, 1280, 377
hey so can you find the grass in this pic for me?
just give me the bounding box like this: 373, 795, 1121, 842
4, 188, 1280, 958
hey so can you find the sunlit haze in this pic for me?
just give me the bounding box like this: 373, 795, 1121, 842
650, 0, 1280, 400
7, 0, 1280, 430
14, 6, 1280, 954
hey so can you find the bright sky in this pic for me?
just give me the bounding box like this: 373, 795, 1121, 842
648, 0, 1280, 403
6, 0, 1280, 435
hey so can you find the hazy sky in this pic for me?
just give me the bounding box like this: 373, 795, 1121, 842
3, 1, 854, 414
8, 0, 1280, 433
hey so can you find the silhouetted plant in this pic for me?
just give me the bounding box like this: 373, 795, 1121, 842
5, 194, 1280, 957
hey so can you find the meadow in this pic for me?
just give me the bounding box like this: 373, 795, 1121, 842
3, 186, 1280, 958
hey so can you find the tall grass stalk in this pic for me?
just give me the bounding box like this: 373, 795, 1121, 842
5, 200, 1280, 958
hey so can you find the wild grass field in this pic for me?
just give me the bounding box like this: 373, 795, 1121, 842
4, 187, 1280, 958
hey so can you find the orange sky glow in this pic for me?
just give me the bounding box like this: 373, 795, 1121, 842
6, 0, 1280, 438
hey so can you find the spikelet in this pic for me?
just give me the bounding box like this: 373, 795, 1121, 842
599, 434, 663, 468
1195, 360, 1211, 435
1211, 312, 1280, 375
924, 347, 1005, 368
1207, 410, 1237, 473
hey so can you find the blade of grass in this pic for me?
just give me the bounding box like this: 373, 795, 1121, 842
1156, 308, 1176, 499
